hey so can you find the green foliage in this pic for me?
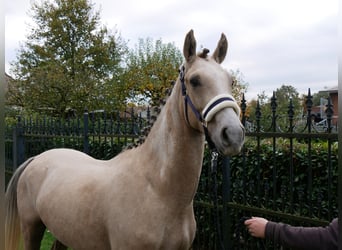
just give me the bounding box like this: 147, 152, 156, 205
121, 38, 183, 106
229, 69, 249, 104
6, 0, 250, 117
194, 139, 338, 247
229, 138, 338, 220
7, 0, 127, 116
88, 139, 127, 160
247, 85, 303, 131
41, 231, 58, 249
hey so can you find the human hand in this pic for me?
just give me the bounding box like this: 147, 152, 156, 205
244, 217, 268, 238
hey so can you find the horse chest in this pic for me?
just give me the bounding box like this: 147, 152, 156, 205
109, 219, 195, 250
105, 195, 196, 249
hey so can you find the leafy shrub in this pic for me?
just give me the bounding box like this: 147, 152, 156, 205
229, 138, 338, 220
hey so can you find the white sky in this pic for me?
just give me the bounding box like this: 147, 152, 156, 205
5, 0, 338, 100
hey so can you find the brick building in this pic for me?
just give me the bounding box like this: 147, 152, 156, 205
319, 86, 338, 126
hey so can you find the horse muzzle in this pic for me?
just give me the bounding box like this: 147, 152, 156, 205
207, 108, 245, 156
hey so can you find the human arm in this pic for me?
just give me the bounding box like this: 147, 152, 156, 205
265, 218, 338, 250
245, 217, 338, 250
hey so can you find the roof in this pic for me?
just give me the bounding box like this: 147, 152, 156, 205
319, 86, 338, 94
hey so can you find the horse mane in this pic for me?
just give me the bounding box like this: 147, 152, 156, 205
123, 80, 176, 150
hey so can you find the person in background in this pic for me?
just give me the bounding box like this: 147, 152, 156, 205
244, 217, 338, 250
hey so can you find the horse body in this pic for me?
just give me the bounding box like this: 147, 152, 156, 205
17, 82, 201, 249
6, 30, 244, 250
19, 153, 192, 250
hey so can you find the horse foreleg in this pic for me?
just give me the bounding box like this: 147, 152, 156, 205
51, 239, 68, 250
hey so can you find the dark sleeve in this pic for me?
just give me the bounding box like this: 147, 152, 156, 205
265, 218, 338, 250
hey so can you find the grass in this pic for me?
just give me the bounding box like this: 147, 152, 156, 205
40, 231, 71, 249
40, 231, 55, 249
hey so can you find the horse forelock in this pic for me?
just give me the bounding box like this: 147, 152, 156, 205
197, 48, 210, 59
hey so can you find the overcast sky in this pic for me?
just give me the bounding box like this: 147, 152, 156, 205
5, 0, 338, 100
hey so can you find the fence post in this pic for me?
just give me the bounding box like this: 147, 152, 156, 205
222, 156, 232, 249
83, 111, 89, 154
13, 116, 25, 169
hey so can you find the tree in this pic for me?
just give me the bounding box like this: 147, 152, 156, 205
247, 85, 302, 131
6, 0, 127, 116
121, 38, 183, 106
229, 69, 248, 105
274, 85, 301, 115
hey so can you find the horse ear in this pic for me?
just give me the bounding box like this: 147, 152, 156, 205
183, 30, 197, 63
212, 33, 228, 64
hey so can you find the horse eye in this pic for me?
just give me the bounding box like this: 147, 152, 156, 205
190, 76, 201, 87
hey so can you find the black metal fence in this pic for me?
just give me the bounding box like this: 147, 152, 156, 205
5, 108, 150, 173
5, 90, 338, 250
219, 91, 338, 249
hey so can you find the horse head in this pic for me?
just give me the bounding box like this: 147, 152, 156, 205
180, 30, 245, 156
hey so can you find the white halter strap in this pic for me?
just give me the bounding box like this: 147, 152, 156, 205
202, 94, 241, 123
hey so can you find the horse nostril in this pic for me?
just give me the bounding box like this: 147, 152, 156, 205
221, 127, 229, 144
221, 126, 245, 147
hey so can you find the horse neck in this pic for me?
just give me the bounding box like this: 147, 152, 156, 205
139, 79, 205, 206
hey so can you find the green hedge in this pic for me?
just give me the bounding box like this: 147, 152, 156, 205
193, 138, 338, 248
229, 138, 338, 221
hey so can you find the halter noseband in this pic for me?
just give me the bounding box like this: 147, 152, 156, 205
179, 65, 240, 149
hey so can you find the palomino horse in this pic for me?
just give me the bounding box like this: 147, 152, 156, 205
5, 30, 244, 250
